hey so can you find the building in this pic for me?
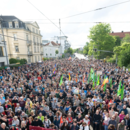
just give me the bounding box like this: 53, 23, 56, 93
110, 31, 130, 39
51, 36, 71, 53
0, 35, 9, 67
0, 16, 43, 63
43, 41, 62, 58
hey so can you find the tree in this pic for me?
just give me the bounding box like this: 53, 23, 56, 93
64, 48, 74, 55
88, 23, 116, 59
83, 42, 89, 55
115, 36, 121, 46
121, 34, 130, 44
55, 50, 59, 55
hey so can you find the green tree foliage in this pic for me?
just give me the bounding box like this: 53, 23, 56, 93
115, 36, 121, 46
73, 48, 83, 54
55, 50, 59, 54
9, 58, 27, 64
64, 48, 74, 55
114, 42, 130, 67
121, 34, 130, 44
83, 42, 89, 55
88, 23, 116, 59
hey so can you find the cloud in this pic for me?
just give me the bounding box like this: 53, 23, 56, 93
0, 0, 130, 48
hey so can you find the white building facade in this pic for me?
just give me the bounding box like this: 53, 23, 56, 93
0, 36, 9, 67
51, 36, 71, 54
43, 41, 62, 58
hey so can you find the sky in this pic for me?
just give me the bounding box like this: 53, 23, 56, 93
1, 0, 130, 48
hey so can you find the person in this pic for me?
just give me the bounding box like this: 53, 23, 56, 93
119, 105, 128, 115
83, 115, 90, 126
108, 115, 117, 129
108, 124, 115, 130
20, 121, 27, 130
103, 113, 110, 130
37, 113, 44, 122
70, 121, 79, 130
12, 116, 19, 127
31, 117, 43, 127
93, 110, 101, 130
66, 113, 73, 124
43, 116, 51, 128
117, 120, 125, 130
119, 111, 125, 122
0, 123, 9, 130
60, 122, 69, 130
80, 122, 89, 130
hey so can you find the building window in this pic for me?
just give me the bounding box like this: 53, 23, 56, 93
36, 29, 38, 34
15, 22, 19, 28
50, 54, 52, 56
28, 57, 31, 63
37, 37, 38, 43
34, 28, 35, 33
26, 34, 29, 40
34, 46, 36, 53
0, 24, 1, 28
33, 36, 35, 42
16, 57, 20, 60
35, 56, 37, 62
33, 28, 34, 32
27, 46, 29, 52
0, 47, 4, 56
37, 46, 39, 52
13, 34, 17, 40
38, 56, 39, 61
9, 22, 13, 28
0, 62, 4, 67
46, 54, 48, 56
15, 46, 19, 52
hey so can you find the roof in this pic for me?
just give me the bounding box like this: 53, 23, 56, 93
44, 41, 61, 46
110, 32, 130, 38
0, 15, 30, 31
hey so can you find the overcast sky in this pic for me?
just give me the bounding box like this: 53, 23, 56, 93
1, 0, 130, 48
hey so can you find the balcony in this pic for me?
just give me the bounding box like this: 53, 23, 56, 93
40, 43, 44, 46
40, 51, 43, 55
27, 51, 33, 56
26, 40, 32, 46
34, 42, 36, 45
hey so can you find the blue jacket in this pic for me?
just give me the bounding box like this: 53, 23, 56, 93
119, 108, 128, 115
70, 125, 79, 130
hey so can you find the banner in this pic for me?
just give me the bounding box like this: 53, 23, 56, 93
29, 126, 56, 130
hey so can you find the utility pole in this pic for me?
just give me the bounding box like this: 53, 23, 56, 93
0, 16, 9, 66
59, 19, 62, 56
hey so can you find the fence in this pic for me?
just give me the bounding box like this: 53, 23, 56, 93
29, 126, 56, 130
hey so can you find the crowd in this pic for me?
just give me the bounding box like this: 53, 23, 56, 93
0, 58, 129, 130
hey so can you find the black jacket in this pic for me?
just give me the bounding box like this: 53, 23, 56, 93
32, 119, 43, 127
93, 114, 101, 124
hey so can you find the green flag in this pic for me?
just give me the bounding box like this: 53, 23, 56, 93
90, 68, 94, 80
96, 75, 100, 86
93, 73, 95, 88
117, 81, 121, 96
59, 75, 63, 86
110, 78, 112, 88
103, 83, 106, 92
121, 84, 124, 100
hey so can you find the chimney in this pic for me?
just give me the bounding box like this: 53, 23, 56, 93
112, 31, 114, 33
122, 31, 123, 33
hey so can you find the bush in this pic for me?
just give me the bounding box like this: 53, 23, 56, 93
9, 58, 19, 64
62, 54, 65, 58
9, 58, 27, 65
20, 59, 27, 64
